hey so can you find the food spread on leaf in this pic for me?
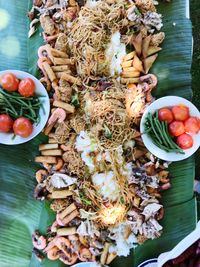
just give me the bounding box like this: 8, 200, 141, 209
0, 73, 43, 137
27, 0, 174, 265
144, 105, 200, 153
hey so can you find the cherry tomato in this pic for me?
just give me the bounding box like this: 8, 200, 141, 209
169, 121, 185, 137
0, 73, 19, 92
184, 117, 200, 134
13, 117, 33, 137
158, 108, 174, 123
18, 78, 35, 97
176, 133, 193, 149
0, 114, 14, 133
171, 105, 189, 121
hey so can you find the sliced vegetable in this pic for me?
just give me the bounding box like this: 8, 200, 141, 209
176, 133, 193, 149
158, 108, 174, 123
13, 117, 33, 137
0, 73, 19, 92
0, 114, 14, 133
18, 78, 35, 97
169, 121, 185, 137
184, 117, 200, 134
171, 105, 189, 121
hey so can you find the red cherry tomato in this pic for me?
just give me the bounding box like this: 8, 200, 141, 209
158, 108, 174, 123
0, 114, 14, 133
13, 117, 33, 137
176, 133, 193, 149
18, 78, 35, 97
169, 121, 185, 137
0, 73, 19, 92
171, 105, 189, 121
184, 117, 200, 134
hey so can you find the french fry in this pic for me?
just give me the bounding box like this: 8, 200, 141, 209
100, 242, 110, 265
133, 55, 144, 72
49, 190, 73, 199
39, 144, 59, 151
142, 35, 151, 58
53, 57, 75, 65
35, 156, 57, 164
55, 70, 72, 79
61, 73, 81, 85
121, 60, 132, 68
48, 138, 58, 144
106, 252, 117, 265
41, 149, 62, 156
51, 65, 70, 72
42, 62, 57, 82
121, 77, 140, 84
53, 100, 75, 113
59, 203, 77, 220
132, 32, 142, 56
122, 70, 140, 78
57, 227, 77, 236
143, 54, 158, 74
123, 51, 136, 61
50, 48, 69, 58
147, 46, 162, 57
62, 209, 79, 225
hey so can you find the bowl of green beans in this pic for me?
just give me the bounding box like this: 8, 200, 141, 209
0, 70, 50, 145
140, 96, 200, 161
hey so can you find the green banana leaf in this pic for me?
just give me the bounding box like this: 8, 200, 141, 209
0, 0, 197, 267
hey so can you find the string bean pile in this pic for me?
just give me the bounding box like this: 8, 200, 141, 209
0, 87, 43, 124
144, 111, 185, 154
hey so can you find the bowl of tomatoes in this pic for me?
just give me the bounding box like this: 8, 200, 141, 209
140, 96, 200, 161
0, 70, 50, 145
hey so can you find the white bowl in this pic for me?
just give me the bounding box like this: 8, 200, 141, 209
137, 258, 158, 267
140, 96, 200, 161
0, 70, 50, 145
72, 263, 98, 267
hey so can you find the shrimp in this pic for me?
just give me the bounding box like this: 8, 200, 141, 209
139, 74, 158, 89
55, 237, 71, 257
38, 45, 49, 58
35, 169, 48, 183
44, 108, 66, 135
32, 231, 47, 250
79, 248, 95, 262
52, 158, 64, 171
47, 246, 60, 260
43, 32, 59, 42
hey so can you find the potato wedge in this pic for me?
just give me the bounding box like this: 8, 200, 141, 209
142, 35, 151, 58
133, 55, 144, 72
147, 46, 162, 57
39, 144, 59, 151
121, 78, 140, 84
132, 32, 142, 56
123, 51, 136, 61
121, 60, 133, 68
49, 190, 73, 199
35, 156, 57, 164
53, 100, 75, 113
122, 70, 140, 78
143, 53, 158, 74
41, 149, 62, 156
57, 227, 77, 236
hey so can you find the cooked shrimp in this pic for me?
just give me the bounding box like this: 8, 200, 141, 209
47, 246, 60, 260
79, 248, 94, 262
43, 32, 59, 42
55, 237, 71, 256
44, 108, 66, 135
139, 74, 158, 89
38, 45, 49, 58
53, 158, 64, 171
32, 231, 47, 250
35, 169, 48, 183
59, 252, 78, 265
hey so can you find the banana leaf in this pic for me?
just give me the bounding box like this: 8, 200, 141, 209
0, 0, 197, 267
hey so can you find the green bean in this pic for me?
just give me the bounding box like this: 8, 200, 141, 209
148, 113, 163, 144
153, 117, 168, 146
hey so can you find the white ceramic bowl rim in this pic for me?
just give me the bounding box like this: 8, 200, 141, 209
0, 70, 50, 145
